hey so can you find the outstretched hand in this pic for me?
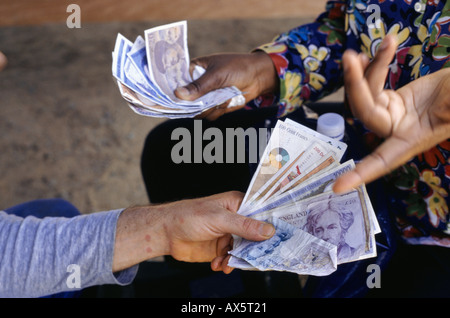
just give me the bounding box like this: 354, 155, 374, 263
333, 35, 450, 193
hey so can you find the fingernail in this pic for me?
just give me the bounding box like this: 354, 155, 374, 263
259, 223, 275, 238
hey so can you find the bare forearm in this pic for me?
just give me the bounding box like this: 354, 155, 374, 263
112, 205, 168, 272
111, 192, 275, 273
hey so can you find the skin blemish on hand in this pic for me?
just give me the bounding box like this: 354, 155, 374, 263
145, 235, 152, 253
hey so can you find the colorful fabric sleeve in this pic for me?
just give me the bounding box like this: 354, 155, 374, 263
256, 1, 347, 118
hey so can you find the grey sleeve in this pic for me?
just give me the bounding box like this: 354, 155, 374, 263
0, 209, 138, 297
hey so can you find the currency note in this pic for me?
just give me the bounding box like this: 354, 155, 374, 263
125, 35, 177, 108
259, 190, 375, 262
228, 118, 379, 276
242, 159, 381, 237
144, 21, 192, 102
255, 144, 338, 204
229, 217, 338, 276
240, 119, 346, 210
113, 21, 243, 118
230, 189, 376, 275
284, 118, 347, 154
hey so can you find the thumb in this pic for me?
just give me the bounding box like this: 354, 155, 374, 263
174, 64, 222, 101
226, 213, 276, 242
174, 82, 203, 101
332, 134, 417, 193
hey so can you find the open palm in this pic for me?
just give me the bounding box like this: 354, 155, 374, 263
333, 35, 450, 193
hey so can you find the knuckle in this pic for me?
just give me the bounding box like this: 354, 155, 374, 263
241, 217, 257, 233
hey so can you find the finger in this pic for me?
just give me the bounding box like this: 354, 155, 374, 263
175, 62, 223, 101
364, 35, 398, 96
194, 104, 227, 121
223, 104, 246, 115
224, 213, 276, 241
211, 255, 226, 271
343, 49, 392, 134
204, 105, 228, 121
358, 52, 371, 70
202, 101, 246, 121
332, 134, 416, 193
211, 255, 234, 274
207, 191, 275, 241
343, 49, 376, 117
216, 234, 233, 256
216, 190, 245, 213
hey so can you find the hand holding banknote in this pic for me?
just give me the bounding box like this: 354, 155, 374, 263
112, 21, 243, 119
174, 51, 279, 120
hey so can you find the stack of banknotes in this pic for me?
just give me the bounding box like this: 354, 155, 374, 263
229, 119, 380, 276
112, 21, 243, 118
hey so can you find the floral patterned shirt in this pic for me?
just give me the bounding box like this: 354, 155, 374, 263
256, 0, 450, 246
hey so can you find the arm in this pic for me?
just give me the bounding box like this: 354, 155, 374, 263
256, 1, 347, 117
333, 35, 450, 193
0, 192, 274, 297
0, 208, 130, 297
113, 191, 275, 273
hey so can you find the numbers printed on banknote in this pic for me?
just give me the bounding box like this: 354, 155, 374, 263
112, 21, 243, 118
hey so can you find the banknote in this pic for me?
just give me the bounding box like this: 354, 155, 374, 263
112, 21, 244, 118
229, 118, 380, 276
240, 119, 346, 210
230, 189, 376, 275
229, 217, 338, 276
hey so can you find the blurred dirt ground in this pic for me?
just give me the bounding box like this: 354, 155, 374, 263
0, 18, 343, 214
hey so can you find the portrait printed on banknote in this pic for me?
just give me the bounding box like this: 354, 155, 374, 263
145, 21, 191, 99
302, 193, 366, 263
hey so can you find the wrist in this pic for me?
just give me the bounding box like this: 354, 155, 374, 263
251, 50, 279, 96
112, 205, 169, 272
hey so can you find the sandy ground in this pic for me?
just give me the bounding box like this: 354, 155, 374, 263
0, 18, 343, 214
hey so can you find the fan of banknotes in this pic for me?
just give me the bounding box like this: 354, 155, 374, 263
112, 21, 243, 118
228, 119, 380, 276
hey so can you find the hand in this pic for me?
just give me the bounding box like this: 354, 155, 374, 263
113, 191, 275, 274
333, 35, 450, 193
175, 51, 279, 120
